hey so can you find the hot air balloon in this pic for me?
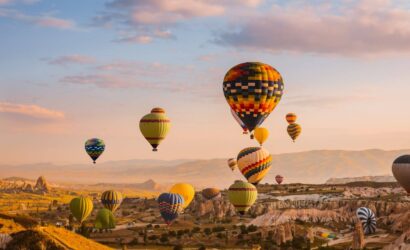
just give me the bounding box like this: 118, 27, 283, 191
275, 175, 284, 185
286, 113, 297, 124
228, 158, 238, 171
223, 62, 284, 132
157, 193, 184, 225
169, 183, 195, 209
231, 109, 248, 134
228, 180, 257, 215
95, 208, 116, 230
101, 190, 123, 212
287, 123, 301, 142
69, 196, 93, 224
139, 107, 171, 152
356, 207, 376, 235
202, 188, 221, 200
85, 138, 105, 164
392, 155, 410, 193
253, 127, 269, 146
237, 147, 272, 185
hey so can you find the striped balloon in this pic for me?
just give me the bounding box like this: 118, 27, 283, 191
237, 147, 272, 185
356, 207, 376, 235
286, 113, 297, 124
139, 107, 171, 152
228, 158, 238, 171
392, 155, 410, 193
157, 193, 184, 225
101, 190, 123, 212
202, 188, 221, 200
287, 123, 302, 142
85, 138, 105, 164
223, 62, 284, 132
69, 196, 93, 224
228, 180, 258, 215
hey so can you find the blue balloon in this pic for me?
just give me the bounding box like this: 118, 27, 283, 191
157, 193, 184, 225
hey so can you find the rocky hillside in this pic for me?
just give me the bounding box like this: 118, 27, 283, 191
326, 175, 396, 184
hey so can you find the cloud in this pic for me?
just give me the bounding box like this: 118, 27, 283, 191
0, 0, 39, 5
96, 0, 263, 42
214, 0, 410, 56
0, 102, 65, 120
0, 8, 75, 29
284, 94, 374, 108
47, 55, 95, 65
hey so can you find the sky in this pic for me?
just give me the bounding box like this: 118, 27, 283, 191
1, 0, 410, 165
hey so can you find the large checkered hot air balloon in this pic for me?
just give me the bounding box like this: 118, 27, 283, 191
223, 62, 284, 132
231, 108, 248, 134
356, 207, 376, 235
85, 138, 105, 164
237, 147, 272, 185
139, 107, 171, 152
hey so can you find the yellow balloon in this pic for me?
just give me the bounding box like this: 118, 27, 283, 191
170, 183, 195, 209
253, 127, 269, 146
139, 107, 171, 152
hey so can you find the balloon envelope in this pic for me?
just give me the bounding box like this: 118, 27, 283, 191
392, 155, 410, 193
101, 190, 123, 212
95, 208, 116, 229
70, 196, 93, 223
287, 123, 302, 142
228, 158, 238, 171
237, 147, 272, 185
139, 107, 171, 151
228, 180, 257, 215
223, 62, 284, 132
170, 183, 195, 209
230, 109, 248, 134
158, 193, 184, 225
253, 127, 269, 146
275, 175, 284, 184
85, 138, 105, 164
286, 113, 297, 124
202, 188, 221, 200
356, 207, 376, 235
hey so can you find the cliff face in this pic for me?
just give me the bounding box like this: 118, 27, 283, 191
352, 222, 365, 250
383, 229, 410, 250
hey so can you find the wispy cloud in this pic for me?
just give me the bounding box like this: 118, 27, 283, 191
0, 8, 75, 29
95, 0, 263, 43
284, 94, 375, 108
47, 54, 95, 66
215, 0, 410, 56
0, 102, 65, 120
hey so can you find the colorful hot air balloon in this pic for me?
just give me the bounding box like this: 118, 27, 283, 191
85, 138, 105, 164
170, 183, 195, 209
286, 113, 297, 124
237, 147, 272, 185
392, 155, 410, 193
202, 188, 221, 200
69, 196, 93, 224
223, 62, 284, 132
231, 109, 248, 134
228, 158, 238, 171
95, 208, 116, 230
275, 175, 284, 185
228, 180, 257, 215
157, 193, 184, 225
101, 190, 123, 212
356, 207, 376, 235
287, 123, 301, 142
253, 127, 269, 146
139, 107, 171, 152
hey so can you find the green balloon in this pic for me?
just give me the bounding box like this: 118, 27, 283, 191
69, 196, 93, 223
95, 208, 116, 229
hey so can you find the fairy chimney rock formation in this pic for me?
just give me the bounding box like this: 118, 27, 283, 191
352, 221, 366, 249
35, 176, 50, 193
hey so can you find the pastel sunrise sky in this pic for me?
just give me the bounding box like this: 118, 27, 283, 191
1, 0, 410, 165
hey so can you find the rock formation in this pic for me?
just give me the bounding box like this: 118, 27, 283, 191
352, 222, 365, 250
34, 176, 50, 193
383, 229, 410, 250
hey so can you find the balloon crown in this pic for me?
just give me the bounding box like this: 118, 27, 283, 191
151, 107, 165, 113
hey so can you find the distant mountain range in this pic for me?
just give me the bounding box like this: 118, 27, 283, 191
0, 149, 407, 188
